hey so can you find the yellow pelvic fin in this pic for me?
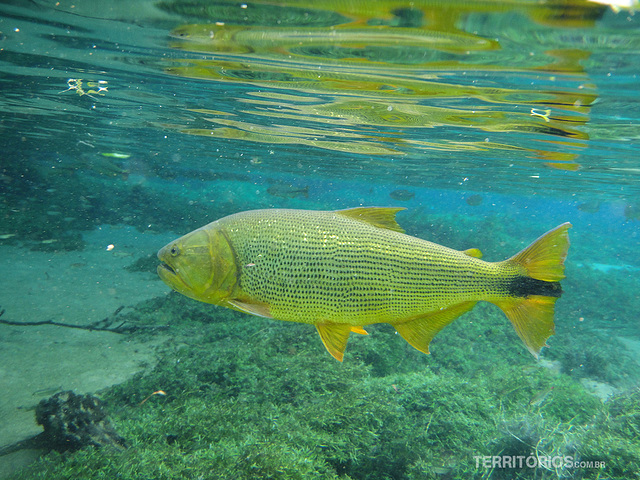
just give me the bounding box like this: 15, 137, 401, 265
463, 247, 483, 259
350, 326, 368, 335
316, 323, 353, 362
492, 296, 557, 359
336, 207, 406, 233
509, 222, 572, 282
227, 299, 272, 318
393, 301, 477, 355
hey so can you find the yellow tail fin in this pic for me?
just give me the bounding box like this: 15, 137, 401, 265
509, 222, 572, 282
493, 222, 572, 358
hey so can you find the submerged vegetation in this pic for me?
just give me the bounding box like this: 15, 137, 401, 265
9, 286, 640, 479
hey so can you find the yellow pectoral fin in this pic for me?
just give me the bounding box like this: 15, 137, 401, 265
227, 299, 272, 318
316, 323, 353, 362
393, 302, 477, 355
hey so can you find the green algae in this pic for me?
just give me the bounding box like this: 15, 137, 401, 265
8, 286, 640, 480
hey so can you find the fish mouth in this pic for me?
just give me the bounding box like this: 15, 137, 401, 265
157, 261, 199, 300
157, 245, 190, 293
157, 262, 179, 284
158, 262, 175, 275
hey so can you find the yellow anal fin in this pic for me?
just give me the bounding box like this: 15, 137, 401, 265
316, 323, 353, 362
336, 207, 406, 233
227, 299, 272, 318
509, 222, 572, 282
493, 295, 557, 359
393, 302, 477, 355
351, 326, 368, 335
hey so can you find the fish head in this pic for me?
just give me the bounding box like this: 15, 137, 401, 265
157, 224, 237, 305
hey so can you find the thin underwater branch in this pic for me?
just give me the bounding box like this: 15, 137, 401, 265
0, 307, 169, 334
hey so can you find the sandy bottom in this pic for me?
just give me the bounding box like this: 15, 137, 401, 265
0, 225, 175, 458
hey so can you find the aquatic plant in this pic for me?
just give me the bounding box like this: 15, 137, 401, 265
7, 289, 639, 480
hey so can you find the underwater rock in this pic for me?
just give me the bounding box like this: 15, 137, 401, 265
35, 391, 126, 452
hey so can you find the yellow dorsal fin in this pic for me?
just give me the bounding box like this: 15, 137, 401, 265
316, 323, 353, 362
463, 247, 483, 258
393, 302, 476, 354
350, 326, 368, 335
336, 207, 406, 233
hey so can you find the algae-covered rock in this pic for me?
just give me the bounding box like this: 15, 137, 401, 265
35, 391, 125, 452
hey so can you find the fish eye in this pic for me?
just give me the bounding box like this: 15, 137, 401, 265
170, 245, 180, 256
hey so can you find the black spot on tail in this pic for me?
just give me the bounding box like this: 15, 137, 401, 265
507, 276, 563, 298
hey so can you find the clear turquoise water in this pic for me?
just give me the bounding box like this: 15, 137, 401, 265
1, 1, 639, 479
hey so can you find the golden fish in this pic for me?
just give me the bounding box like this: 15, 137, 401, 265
157, 207, 571, 361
